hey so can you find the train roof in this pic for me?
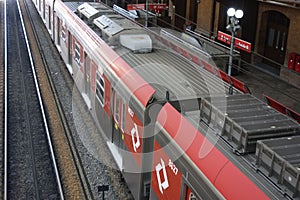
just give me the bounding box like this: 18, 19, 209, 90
62, 1, 238, 101
156, 103, 285, 199
173, 94, 300, 198
58, 1, 300, 198
184, 94, 300, 153
119, 48, 229, 100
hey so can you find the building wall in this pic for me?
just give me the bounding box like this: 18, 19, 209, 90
256, 2, 300, 66
185, 0, 191, 27
193, 0, 257, 61
174, 0, 187, 29
184, 0, 218, 36
196, 0, 214, 32
185, 0, 300, 70
188, 0, 220, 36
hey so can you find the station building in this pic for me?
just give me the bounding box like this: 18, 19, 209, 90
179, 0, 300, 86
108, 0, 300, 86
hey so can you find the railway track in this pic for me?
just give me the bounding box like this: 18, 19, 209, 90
20, 0, 92, 198
3, 0, 63, 199
23, 0, 135, 197
19, 0, 133, 199
0, 0, 4, 199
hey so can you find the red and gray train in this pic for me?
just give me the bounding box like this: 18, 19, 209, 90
32, 0, 300, 199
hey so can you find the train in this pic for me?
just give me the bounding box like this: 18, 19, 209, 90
31, 0, 300, 199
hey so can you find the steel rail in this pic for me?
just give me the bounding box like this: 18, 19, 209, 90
3, 0, 64, 199
23, 0, 93, 198
3, 0, 8, 198
15, 0, 64, 198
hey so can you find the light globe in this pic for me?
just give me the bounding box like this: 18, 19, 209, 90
227, 8, 235, 17
235, 9, 244, 19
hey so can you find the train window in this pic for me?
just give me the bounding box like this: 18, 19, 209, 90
57, 18, 61, 46
96, 72, 105, 106
48, 6, 51, 30
62, 26, 66, 42
189, 192, 198, 200
114, 94, 120, 124
121, 102, 126, 131
75, 43, 81, 64
143, 182, 150, 199
186, 187, 199, 200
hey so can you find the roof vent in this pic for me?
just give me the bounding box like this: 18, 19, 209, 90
113, 4, 138, 20
93, 15, 124, 37
77, 3, 101, 23
120, 34, 152, 53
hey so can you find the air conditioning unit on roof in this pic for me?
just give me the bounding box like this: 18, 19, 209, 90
120, 34, 152, 53
77, 3, 101, 23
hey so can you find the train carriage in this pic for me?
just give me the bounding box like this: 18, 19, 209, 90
31, 0, 300, 199
152, 98, 299, 199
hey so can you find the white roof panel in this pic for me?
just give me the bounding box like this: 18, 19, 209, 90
77, 3, 99, 19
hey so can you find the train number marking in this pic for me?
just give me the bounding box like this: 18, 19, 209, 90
128, 107, 134, 118
155, 159, 169, 194
168, 159, 178, 175
189, 192, 197, 200
131, 123, 140, 152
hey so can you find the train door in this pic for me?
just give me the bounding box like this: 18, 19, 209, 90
57, 18, 60, 46
68, 31, 72, 66
110, 90, 126, 170
112, 92, 125, 150
48, 5, 51, 30
83, 52, 91, 106
52, 9, 55, 39
43, 0, 45, 20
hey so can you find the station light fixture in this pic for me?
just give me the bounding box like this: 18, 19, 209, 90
226, 8, 243, 94
226, 8, 243, 78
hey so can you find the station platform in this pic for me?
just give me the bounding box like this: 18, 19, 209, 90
234, 64, 300, 114
184, 29, 300, 115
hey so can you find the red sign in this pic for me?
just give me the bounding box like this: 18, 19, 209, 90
148, 3, 167, 11
127, 3, 167, 11
234, 39, 251, 53
127, 4, 145, 10
217, 31, 252, 53
217, 31, 231, 45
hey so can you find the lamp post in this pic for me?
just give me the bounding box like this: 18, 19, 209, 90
226, 8, 243, 77
145, 0, 148, 27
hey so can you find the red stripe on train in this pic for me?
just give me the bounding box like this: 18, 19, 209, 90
157, 103, 269, 200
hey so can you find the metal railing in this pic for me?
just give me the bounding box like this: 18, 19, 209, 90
259, 0, 300, 7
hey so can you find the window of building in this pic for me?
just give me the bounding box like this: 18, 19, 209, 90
267, 28, 275, 47
96, 72, 105, 106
